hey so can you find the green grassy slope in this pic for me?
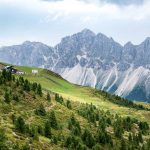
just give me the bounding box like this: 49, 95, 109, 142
14, 65, 150, 125
0, 63, 150, 150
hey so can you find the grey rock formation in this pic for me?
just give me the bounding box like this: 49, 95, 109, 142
0, 29, 150, 102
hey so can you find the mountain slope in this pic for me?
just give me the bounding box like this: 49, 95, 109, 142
0, 63, 150, 150
7, 63, 150, 124
1, 29, 150, 102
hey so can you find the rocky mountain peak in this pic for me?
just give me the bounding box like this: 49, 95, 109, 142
124, 41, 134, 47
80, 28, 95, 36
1, 29, 150, 102
142, 37, 150, 47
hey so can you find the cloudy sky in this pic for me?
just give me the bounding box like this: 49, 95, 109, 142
0, 0, 150, 46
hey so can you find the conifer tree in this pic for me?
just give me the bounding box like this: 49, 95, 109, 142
0, 128, 7, 149
146, 139, 150, 150
2, 69, 6, 77
47, 92, 51, 102
52, 135, 58, 145
120, 138, 127, 150
138, 131, 143, 143
32, 82, 37, 92
16, 79, 19, 86
82, 128, 95, 148
44, 121, 52, 139
30, 127, 39, 141
15, 116, 26, 133
37, 125, 44, 136
35, 104, 46, 116
4, 92, 10, 103
66, 100, 72, 109
7, 71, 12, 81
22, 143, 30, 150
23, 79, 30, 91
64, 135, 72, 148
114, 118, 124, 138
92, 144, 101, 150
49, 111, 58, 129
37, 84, 42, 96
128, 133, 132, 142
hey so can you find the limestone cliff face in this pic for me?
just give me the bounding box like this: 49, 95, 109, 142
1, 29, 150, 102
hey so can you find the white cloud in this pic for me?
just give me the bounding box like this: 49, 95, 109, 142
37, 0, 150, 22
0, 0, 150, 46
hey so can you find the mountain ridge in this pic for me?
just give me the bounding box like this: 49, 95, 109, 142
0, 29, 150, 102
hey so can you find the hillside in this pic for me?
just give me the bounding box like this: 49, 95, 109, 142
0, 63, 150, 150
15, 64, 150, 124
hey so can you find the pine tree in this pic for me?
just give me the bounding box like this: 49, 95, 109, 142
0, 128, 7, 149
32, 82, 37, 92
37, 125, 44, 136
120, 138, 127, 150
4, 92, 11, 103
35, 104, 46, 116
44, 121, 52, 139
12, 75, 15, 81
7, 71, 12, 81
52, 135, 58, 145
146, 139, 150, 150
13, 94, 19, 102
12, 143, 20, 150
47, 92, 51, 102
37, 84, 42, 96
15, 116, 26, 133
22, 143, 30, 150
16, 79, 19, 86
76, 143, 87, 150
2, 69, 7, 79
82, 128, 95, 148
99, 119, 106, 131
64, 135, 72, 148
66, 100, 72, 109
19, 76, 24, 85
30, 127, 39, 141
114, 118, 124, 138
71, 126, 81, 136
92, 144, 101, 150
138, 131, 143, 143
49, 111, 58, 129
23, 79, 30, 91
12, 114, 16, 124
128, 133, 132, 142
55, 93, 59, 101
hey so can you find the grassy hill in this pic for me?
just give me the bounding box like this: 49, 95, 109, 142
0, 63, 150, 150
15, 65, 150, 124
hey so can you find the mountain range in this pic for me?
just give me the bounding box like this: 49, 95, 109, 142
0, 29, 150, 102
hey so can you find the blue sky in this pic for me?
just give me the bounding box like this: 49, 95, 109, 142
0, 0, 150, 46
